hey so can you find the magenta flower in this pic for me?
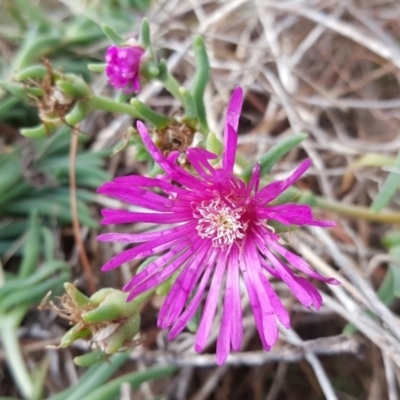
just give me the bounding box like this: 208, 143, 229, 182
98, 87, 339, 364
105, 45, 145, 94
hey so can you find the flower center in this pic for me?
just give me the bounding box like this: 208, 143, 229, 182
194, 197, 248, 248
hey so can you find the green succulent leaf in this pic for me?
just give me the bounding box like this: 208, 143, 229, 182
242, 134, 307, 181
370, 149, 400, 212
101, 24, 124, 46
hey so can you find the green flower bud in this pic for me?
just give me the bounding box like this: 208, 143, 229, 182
270, 189, 300, 205
20, 123, 53, 138
64, 283, 91, 307
74, 350, 109, 367
141, 61, 159, 79
88, 63, 106, 73
15, 65, 47, 81
83, 290, 139, 323
206, 132, 223, 157
298, 191, 318, 207
60, 325, 92, 347
156, 60, 168, 81
46, 284, 144, 364
267, 220, 298, 234
179, 87, 197, 123
101, 24, 124, 46
65, 100, 91, 125
28, 87, 45, 97
130, 99, 170, 129
99, 316, 141, 354
139, 18, 151, 49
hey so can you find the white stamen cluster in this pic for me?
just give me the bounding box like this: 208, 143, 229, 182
195, 198, 248, 247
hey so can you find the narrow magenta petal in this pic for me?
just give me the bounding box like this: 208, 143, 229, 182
101, 223, 196, 271
223, 124, 238, 172
195, 251, 228, 353
168, 167, 207, 191
255, 159, 312, 204
97, 224, 194, 243
163, 154, 208, 189
123, 241, 191, 292
266, 237, 340, 284
112, 174, 200, 205
242, 236, 278, 348
259, 273, 291, 328
216, 301, 231, 365
225, 87, 244, 132
247, 162, 261, 194
226, 245, 243, 351
101, 209, 191, 225
216, 246, 243, 364
259, 257, 281, 279
309, 219, 336, 227
98, 232, 159, 243
258, 204, 335, 228
98, 182, 173, 210
126, 244, 195, 300
295, 277, 323, 310
185, 151, 211, 179
168, 250, 218, 340
136, 121, 174, 173
259, 244, 318, 308
186, 148, 217, 179
158, 240, 212, 328
216, 255, 236, 364
223, 87, 243, 171
240, 262, 269, 350
132, 75, 140, 92
102, 236, 184, 272
113, 175, 187, 195
257, 204, 315, 225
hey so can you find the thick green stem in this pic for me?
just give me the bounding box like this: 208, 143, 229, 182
0, 311, 33, 399
130, 99, 171, 129
191, 35, 210, 134
315, 197, 400, 224
163, 73, 184, 103
91, 96, 141, 118
91, 96, 170, 128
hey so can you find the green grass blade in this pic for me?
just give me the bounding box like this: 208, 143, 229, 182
370, 149, 400, 211
242, 134, 307, 181
83, 365, 177, 400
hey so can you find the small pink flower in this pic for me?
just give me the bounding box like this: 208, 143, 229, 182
105, 45, 145, 94
98, 87, 339, 364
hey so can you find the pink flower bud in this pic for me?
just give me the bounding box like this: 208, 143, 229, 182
105, 45, 145, 94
